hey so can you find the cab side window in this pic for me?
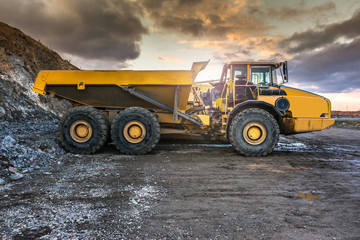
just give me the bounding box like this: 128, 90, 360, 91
232, 65, 247, 83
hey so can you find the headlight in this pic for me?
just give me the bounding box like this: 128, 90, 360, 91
275, 97, 290, 112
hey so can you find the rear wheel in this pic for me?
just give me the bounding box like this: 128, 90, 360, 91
59, 106, 109, 154
111, 107, 160, 155
229, 108, 279, 156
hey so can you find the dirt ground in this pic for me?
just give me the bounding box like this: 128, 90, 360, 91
0, 126, 359, 239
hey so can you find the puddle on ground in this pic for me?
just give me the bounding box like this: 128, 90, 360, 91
275, 142, 320, 153
349, 159, 360, 168
185, 144, 232, 148
323, 145, 360, 153
296, 193, 324, 202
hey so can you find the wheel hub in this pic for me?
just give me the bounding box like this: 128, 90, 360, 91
70, 120, 93, 143
76, 125, 89, 138
243, 122, 266, 145
123, 121, 146, 143
248, 126, 261, 140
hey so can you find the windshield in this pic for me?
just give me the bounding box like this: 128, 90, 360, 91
250, 66, 271, 86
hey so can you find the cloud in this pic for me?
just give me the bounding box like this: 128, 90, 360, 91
158, 56, 186, 64
321, 90, 360, 111
289, 38, 360, 93
160, 16, 204, 36
139, 0, 307, 62
178, 39, 255, 63
140, 0, 270, 39
267, 1, 336, 21
0, 0, 148, 62
61, 53, 129, 70
281, 9, 360, 53
278, 8, 360, 93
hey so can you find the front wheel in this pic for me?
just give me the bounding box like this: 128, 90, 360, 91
111, 107, 160, 155
228, 108, 280, 156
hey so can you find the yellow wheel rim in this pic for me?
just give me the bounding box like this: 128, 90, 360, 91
123, 121, 146, 143
243, 122, 266, 145
70, 120, 93, 143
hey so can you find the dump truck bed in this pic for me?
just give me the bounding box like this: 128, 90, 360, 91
33, 61, 209, 111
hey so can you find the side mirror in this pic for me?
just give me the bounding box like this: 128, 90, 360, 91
282, 61, 288, 83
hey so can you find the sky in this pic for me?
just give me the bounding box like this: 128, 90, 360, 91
0, 0, 359, 111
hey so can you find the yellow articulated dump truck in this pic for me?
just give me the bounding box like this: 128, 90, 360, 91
32, 60, 334, 156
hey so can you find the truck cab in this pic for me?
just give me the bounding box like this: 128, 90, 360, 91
208, 61, 334, 135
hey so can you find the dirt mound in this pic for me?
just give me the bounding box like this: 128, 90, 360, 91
0, 22, 78, 121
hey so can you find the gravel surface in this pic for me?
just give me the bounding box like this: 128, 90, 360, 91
0, 121, 359, 239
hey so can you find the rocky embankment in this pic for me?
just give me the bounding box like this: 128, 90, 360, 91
0, 22, 78, 120
0, 22, 78, 183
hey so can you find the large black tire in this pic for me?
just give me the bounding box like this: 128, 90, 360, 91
228, 108, 280, 156
59, 106, 109, 154
111, 107, 160, 155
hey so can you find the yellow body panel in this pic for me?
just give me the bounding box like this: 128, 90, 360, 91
280, 86, 331, 118
258, 86, 333, 133
157, 112, 210, 126
33, 70, 194, 94
258, 94, 330, 118
33, 61, 209, 95
283, 118, 335, 133
157, 113, 182, 124
285, 96, 330, 118
134, 85, 192, 110
194, 115, 210, 126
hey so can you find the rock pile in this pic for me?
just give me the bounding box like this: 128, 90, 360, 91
0, 119, 67, 184
0, 22, 79, 183
0, 21, 78, 121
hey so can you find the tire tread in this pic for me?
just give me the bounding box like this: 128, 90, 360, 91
228, 108, 280, 156
111, 107, 160, 155
59, 106, 109, 154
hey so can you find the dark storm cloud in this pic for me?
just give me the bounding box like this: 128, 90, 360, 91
141, 0, 206, 37
279, 8, 360, 93
267, 1, 336, 21
141, 0, 164, 10
206, 14, 224, 25
177, 0, 203, 6
0, 0, 148, 61
289, 38, 360, 93
140, 0, 269, 39
160, 16, 204, 37
281, 9, 360, 54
